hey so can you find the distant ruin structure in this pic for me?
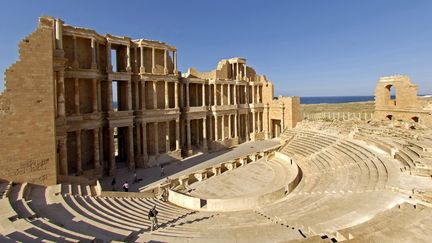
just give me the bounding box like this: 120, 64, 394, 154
374, 75, 432, 127
0, 16, 300, 185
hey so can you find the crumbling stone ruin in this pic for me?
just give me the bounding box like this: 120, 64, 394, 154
374, 75, 432, 128
0, 16, 301, 185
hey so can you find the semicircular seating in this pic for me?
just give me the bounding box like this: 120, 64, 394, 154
0, 128, 431, 242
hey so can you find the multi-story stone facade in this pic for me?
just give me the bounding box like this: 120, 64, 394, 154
0, 16, 301, 185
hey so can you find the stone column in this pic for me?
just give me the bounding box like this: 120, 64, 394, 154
72, 36, 79, 68
135, 123, 141, 163
164, 49, 168, 74
174, 82, 179, 109
154, 122, 159, 156
209, 115, 213, 140
91, 38, 97, 69
59, 137, 68, 175
165, 81, 169, 109
107, 80, 113, 111
221, 115, 225, 140
76, 130, 82, 175
175, 119, 180, 151
173, 51, 177, 74
140, 81, 146, 110
186, 119, 192, 155
153, 81, 157, 109
234, 114, 238, 138
127, 81, 132, 110
228, 114, 232, 138
126, 45, 131, 72
245, 85, 249, 104
165, 121, 170, 153
202, 83, 206, 106
128, 126, 135, 170
151, 47, 156, 74
74, 78, 80, 115
265, 103, 270, 139
245, 113, 250, 141
252, 85, 255, 104
134, 81, 139, 110
258, 86, 261, 103
259, 112, 262, 132
202, 118, 208, 151
57, 71, 66, 117
234, 84, 237, 105
140, 46, 145, 73
281, 103, 285, 133
213, 83, 217, 106
93, 128, 100, 169
55, 19, 63, 50
92, 79, 98, 112
97, 80, 101, 111
186, 81, 190, 107
107, 42, 112, 72
109, 127, 116, 175
134, 47, 138, 72
215, 116, 219, 141
244, 64, 247, 80
221, 84, 224, 105
252, 111, 256, 140
228, 84, 231, 105
142, 123, 148, 165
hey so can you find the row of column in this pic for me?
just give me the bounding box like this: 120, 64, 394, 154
139, 45, 177, 75
231, 63, 247, 81
71, 77, 101, 114
70, 35, 99, 70
185, 82, 263, 108
58, 128, 101, 176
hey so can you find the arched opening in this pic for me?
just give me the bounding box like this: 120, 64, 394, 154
412, 116, 419, 123
386, 115, 393, 121
385, 84, 396, 106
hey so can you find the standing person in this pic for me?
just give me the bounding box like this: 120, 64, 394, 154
160, 164, 165, 177
111, 177, 116, 191
122, 181, 129, 192
133, 172, 138, 184
148, 206, 159, 231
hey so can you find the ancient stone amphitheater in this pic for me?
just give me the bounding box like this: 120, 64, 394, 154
1, 17, 432, 242
1, 120, 432, 242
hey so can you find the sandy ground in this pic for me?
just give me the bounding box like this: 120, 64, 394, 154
302, 101, 375, 114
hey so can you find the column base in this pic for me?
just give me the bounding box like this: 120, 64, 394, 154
140, 67, 146, 74
202, 145, 208, 153
187, 149, 193, 156
91, 63, 97, 70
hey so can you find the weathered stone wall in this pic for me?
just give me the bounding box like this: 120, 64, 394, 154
0, 18, 57, 185
374, 75, 432, 127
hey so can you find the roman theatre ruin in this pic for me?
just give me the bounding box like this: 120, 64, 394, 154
0, 16, 431, 242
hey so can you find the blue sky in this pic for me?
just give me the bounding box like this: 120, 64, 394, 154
0, 0, 431, 96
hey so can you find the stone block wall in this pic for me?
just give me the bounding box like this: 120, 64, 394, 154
0, 18, 57, 185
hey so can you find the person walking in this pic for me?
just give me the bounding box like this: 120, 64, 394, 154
148, 205, 159, 231
160, 164, 165, 177
122, 181, 129, 192
111, 177, 116, 191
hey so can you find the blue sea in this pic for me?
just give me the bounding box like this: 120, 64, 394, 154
300, 96, 375, 104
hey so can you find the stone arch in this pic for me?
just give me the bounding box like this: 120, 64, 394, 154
384, 84, 396, 106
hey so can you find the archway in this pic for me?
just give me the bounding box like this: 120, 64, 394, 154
385, 84, 396, 106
